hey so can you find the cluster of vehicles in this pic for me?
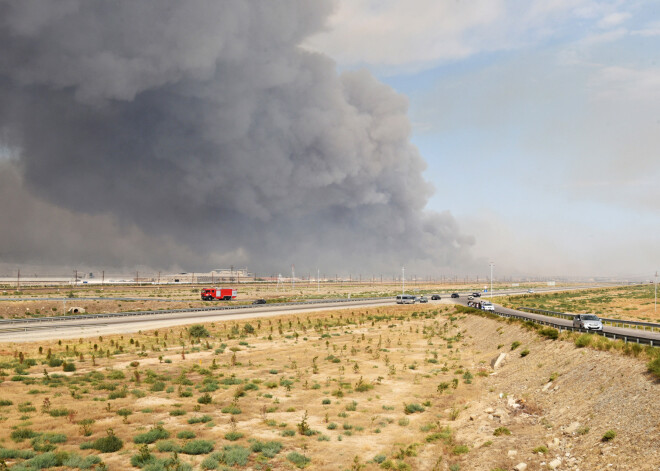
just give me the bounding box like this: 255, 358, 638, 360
466, 299, 495, 311
396, 294, 428, 304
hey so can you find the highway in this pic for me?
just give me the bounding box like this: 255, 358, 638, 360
453, 296, 660, 346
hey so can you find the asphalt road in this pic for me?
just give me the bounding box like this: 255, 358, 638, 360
453, 296, 660, 344
0, 298, 395, 343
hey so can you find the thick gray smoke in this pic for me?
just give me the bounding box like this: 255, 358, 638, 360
0, 0, 474, 275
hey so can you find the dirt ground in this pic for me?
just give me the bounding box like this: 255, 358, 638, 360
0, 303, 657, 470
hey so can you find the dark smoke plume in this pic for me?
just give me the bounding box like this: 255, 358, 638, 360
0, 0, 474, 274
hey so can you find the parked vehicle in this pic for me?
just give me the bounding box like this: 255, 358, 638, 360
418, 296, 428, 303
481, 301, 494, 311
201, 287, 237, 301
396, 294, 416, 304
431, 294, 441, 300
572, 314, 603, 332
451, 293, 460, 298
252, 299, 267, 305
472, 292, 481, 297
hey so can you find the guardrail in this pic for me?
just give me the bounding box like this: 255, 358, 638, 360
0, 297, 393, 326
496, 308, 656, 346
516, 306, 660, 332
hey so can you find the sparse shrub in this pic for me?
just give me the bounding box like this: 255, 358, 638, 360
539, 327, 559, 340
602, 430, 616, 442
533, 445, 548, 454
647, 355, 660, 380
398, 418, 410, 426
169, 409, 186, 416
520, 349, 530, 357
322, 399, 331, 405
225, 432, 244, 441
221, 405, 242, 415
177, 430, 196, 439
0, 400, 13, 406
198, 393, 212, 404
493, 427, 511, 437
452, 445, 469, 455
10, 428, 38, 442
510, 341, 521, 351
188, 415, 213, 424
63, 362, 76, 372
575, 334, 594, 348
156, 440, 182, 452
403, 403, 425, 414
281, 429, 295, 437
287, 451, 311, 468
250, 440, 282, 458
134, 426, 170, 444
373, 454, 387, 464
0, 448, 36, 459
182, 439, 214, 455
220, 445, 251, 466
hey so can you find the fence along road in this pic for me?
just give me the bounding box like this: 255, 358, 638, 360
455, 297, 660, 346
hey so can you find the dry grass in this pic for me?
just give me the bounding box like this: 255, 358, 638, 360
0, 303, 657, 470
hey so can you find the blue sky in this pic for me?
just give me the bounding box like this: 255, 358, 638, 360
307, 0, 660, 278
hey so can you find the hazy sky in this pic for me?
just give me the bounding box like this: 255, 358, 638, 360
308, 0, 660, 279
0, 1, 658, 279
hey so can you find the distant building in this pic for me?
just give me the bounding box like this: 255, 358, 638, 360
160, 268, 252, 284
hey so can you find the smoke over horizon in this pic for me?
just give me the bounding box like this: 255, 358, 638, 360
0, 1, 475, 276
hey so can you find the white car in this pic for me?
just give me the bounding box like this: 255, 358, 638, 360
527, 289, 535, 293
572, 314, 603, 332
481, 302, 494, 311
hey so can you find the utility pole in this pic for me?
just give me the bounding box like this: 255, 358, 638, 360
317, 268, 320, 294
102, 270, 105, 287
655, 271, 658, 313
489, 262, 494, 300
74, 269, 78, 287
291, 265, 295, 289
402, 266, 405, 295
17, 269, 20, 290
136, 271, 138, 286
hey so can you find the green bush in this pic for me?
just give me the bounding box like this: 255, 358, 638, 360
197, 393, 213, 404
539, 327, 559, 340
510, 341, 521, 350
62, 453, 102, 469
177, 430, 196, 439
403, 403, 425, 414
49, 408, 72, 417
188, 415, 213, 424
169, 409, 186, 416
63, 362, 76, 372
31, 433, 67, 452
11, 428, 38, 442
0, 400, 13, 406
287, 451, 311, 468
134, 426, 170, 444
225, 432, 244, 441
575, 334, 594, 348
219, 445, 251, 466
181, 439, 214, 455
322, 399, 331, 405
189, 325, 210, 338
201, 454, 220, 470
452, 445, 469, 455
602, 430, 616, 442
0, 448, 36, 459
647, 355, 660, 380
520, 349, 530, 357
87, 429, 124, 452
221, 405, 241, 415
48, 358, 63, 367
250, 440, 282, 458
26, 451, 60, 468
493, 427, 511, 437
155, 440, 181, 452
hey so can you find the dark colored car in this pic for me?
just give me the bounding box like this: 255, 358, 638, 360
418, 296, 428, 303
451, 293, 459, 298
431, 294, 441, 300
472, 292, 481, 297
252, 299, 267, 305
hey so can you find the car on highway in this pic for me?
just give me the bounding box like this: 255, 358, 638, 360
451, 293, 459, 298
252, 299, 267, 305
418, 296, 428, 303
481, 301, 495, 311
472, 292, 481, 297
527, 289, 535, 293
572, 314, 603, 332
431, 294, 441, 300
467, 295, 474, 300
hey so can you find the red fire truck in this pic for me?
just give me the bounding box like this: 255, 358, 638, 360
201, 288, 237, 301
